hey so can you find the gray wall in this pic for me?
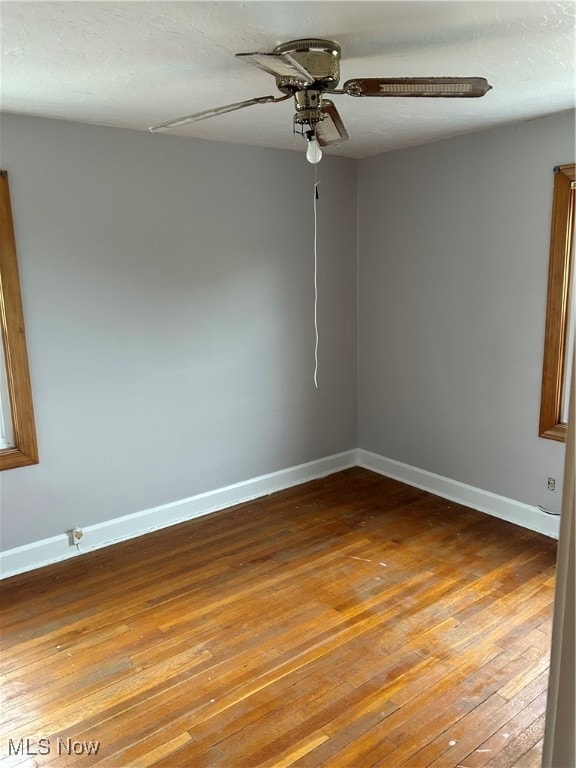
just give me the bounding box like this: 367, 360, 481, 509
0, 114, 357, 550
358, 110, 575, 515
1, 108, 573, 551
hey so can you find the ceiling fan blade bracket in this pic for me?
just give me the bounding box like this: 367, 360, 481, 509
342, 82, 363, 97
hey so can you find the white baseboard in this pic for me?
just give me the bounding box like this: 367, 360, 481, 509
0, 450, 357, 579
357, 449, 560, 540
1, 447, 559, 579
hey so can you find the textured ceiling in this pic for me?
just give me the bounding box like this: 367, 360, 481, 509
1, 1, 574, 159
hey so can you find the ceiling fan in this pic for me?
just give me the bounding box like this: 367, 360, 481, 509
150, 38, 492, 163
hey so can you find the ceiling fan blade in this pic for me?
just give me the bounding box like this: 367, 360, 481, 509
236, 52, 315, 85
343, 77, 492, 98
315, 100, 349, 146
149, 94, 290, 132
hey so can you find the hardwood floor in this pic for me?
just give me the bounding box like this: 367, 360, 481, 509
0, 468, 557, 768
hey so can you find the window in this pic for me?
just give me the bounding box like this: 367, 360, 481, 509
0, 170, 39, 469
539, 163, 575, 442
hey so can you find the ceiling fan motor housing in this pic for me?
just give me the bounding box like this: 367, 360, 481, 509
273, 38, 341, 94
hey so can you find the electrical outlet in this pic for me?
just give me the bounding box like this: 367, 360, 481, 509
67, 528, 84, 546
547, 477, 556, 491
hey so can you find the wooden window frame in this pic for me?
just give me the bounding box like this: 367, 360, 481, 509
0, 170, 39, 469
539, 163, 575, 442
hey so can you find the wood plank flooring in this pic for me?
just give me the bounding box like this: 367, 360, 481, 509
0, 468, 557, 767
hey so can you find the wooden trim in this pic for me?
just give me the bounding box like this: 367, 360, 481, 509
0, 170, 39, 469
539, 163, 575, 442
